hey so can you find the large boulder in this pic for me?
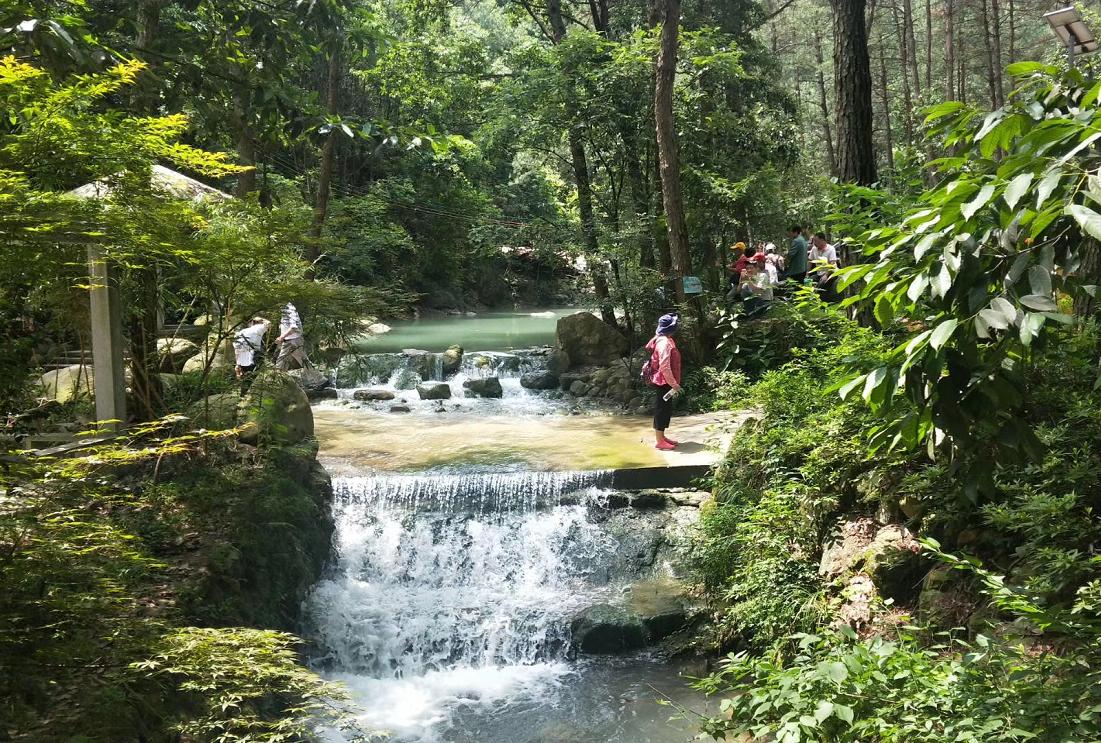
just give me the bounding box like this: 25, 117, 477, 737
571, 604, 646, 653
417, 382, 452, 400
823, 519, 924, 607
287, 367, 332, 396
237, 369, 314, 445
441, 345, 464, 377
555, 312, 628, 366
157, 337, 200, 373
35, 364, 93, 403
402, 349, 436, 380
182, 331, 234, 373
520, 370, 559, 390
187, 392, 241, 430
571, 579, 694, 654
463, 377, 503, 398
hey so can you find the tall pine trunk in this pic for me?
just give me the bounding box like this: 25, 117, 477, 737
944, 0, 955, 100
547, 0, 617, 325
831, 0, 877, 185
654, 0, 692, 303
308, 46, 342, 270
877, 33, 895, 170
814, 30, 837, 175
893, 1, 915, 144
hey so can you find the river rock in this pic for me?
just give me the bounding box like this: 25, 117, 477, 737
237, 369, 314, 445
546, 348, 571, 374
309, 388, 339, 401
288, 367, 332, 396
571, 604, 646, 653
417, 382, 452, 400
520, 370, 559, 390
156, 337, 200, 373
558, 373, 587, 391
556, 312, 628, 366
568, 380, 590, 396
463, 377, 503, 398
442, 345, 464, 377
182, 330, 235, 373
402, 349, 436, 380
627, 578, 691, 642
353, 388, 396, 401
35, 364, 94, 403
335, 353, 404, 387
389, 404, 411, 413
392, 368, 421, 390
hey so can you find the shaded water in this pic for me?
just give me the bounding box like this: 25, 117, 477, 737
352, 308, 589, 353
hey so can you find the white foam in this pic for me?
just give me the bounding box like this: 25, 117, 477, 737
324, 662, 572, 742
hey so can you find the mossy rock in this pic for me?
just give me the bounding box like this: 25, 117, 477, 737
442, 344, 463, 377
35, 364, 94, 403
237, 369, 313, 445
187, 392, 241, 430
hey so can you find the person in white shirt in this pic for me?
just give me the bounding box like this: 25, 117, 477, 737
275, 302, 305, 370
233, 317, 271, 380
810, 233, 840, 301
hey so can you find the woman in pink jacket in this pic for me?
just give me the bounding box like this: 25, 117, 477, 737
645, 313, 683, 450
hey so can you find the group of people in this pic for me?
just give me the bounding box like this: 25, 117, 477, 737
725, 225, 841, 309
231, 302, 306, 387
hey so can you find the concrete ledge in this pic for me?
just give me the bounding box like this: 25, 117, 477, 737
611, 465, 712, 490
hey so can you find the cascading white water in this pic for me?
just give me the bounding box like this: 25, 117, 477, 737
306, 471, 621, 741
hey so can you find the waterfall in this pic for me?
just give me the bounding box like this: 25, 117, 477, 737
307, 471, 615, 680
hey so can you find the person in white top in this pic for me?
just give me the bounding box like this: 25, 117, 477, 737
809, 233, 840, 300
233, 317, 271, 380
275, 302, 306, 370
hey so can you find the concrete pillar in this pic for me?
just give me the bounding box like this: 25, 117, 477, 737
87, 244, 127, 427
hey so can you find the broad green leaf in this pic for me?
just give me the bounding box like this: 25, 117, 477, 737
913, 233, 937, 260
1034, 169, 1061, 210
979, 307, 1009, 330
834, 704, 855, 724
1084, 80, 1101, 108
1003, 172, 1033, 210
1006, 61, 1056, 77
923, 101, 965, 124
814, 700, 834, 723
961, 184, 996, 221
1005, 251, 1031, 288
991, 297, 1018, 326
931, 264, 953, 299
1019, 312, 1045, 345
1065, 204, 1101, 240
1027, 264, 1052, 296
929, 318, 958, 350
839, 375, 864, 400
874, 293, 894, 327
827, 661, 849, 683
862, 367, 887, 404
907, 273, 929, 303
1019, 294, 1058, 311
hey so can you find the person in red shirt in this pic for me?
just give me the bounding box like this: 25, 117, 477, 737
645, 313, 683, 450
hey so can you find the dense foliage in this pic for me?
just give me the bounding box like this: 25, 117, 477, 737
0, 424, 348, 739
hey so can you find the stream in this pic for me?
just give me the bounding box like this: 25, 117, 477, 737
304, 312, 715, 742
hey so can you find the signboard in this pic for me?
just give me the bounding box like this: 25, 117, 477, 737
682, 276, 703, 295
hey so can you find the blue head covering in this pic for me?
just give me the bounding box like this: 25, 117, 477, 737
656, 313, 679, 336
